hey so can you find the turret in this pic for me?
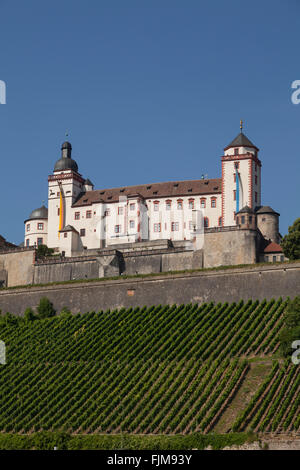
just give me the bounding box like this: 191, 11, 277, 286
84, 178, 94, 192
256, 206, 280, 243
24, 205, 48, 247
236, 205, 256, 230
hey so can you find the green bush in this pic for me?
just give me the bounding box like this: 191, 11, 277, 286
32, 431, 70, 450
24, 307, 36, 321
35, 244, 55, 259
36, 297, 56, 318
0, 432, 257, 450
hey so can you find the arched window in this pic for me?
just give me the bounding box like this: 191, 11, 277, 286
204, 217, 209, 228
218, 216, 222, 227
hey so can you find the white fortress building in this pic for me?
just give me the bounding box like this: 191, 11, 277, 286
24, 124, 284, 264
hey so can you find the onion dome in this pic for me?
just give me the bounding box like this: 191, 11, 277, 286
54, 141, 79, 172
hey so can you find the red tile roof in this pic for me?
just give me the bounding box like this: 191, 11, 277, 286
264, 241, 283, 253
73, 178, 222, 207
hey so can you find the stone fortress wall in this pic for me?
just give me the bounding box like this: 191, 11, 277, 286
0, 227, 262, 288
0, 261, 299, 316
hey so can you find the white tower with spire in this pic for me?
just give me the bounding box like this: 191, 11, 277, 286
47, 141, 85, 249
221, 121, 262, 227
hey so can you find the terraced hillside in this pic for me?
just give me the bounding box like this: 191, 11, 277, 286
0, 298, 299, 434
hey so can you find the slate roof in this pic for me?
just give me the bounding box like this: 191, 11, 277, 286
237, 205, 254, 214
26, 205, 48, 221
59, 225, 78, 233
224, 132, 258, 151
256, 206, 280, 216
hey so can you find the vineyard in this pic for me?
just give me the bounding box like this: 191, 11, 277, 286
0, 297, 299, 434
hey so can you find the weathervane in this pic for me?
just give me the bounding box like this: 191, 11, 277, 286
240, 119, 243, 132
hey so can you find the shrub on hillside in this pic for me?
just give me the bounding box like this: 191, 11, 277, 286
60, 306, 72, 316
36, 297, 56, 318
24, 307, 36, 321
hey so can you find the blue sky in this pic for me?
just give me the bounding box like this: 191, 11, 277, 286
0, 0, 299, 244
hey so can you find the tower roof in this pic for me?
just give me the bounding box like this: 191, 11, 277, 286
224, 132, 258, 151
54, 141, 79, 172
25, 205, 48, 223
61, 141, 72, 150
236, 205, 254, 214
54, 158, 78, 172
256, 205, 280, 216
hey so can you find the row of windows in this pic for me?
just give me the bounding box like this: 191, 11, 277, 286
62, 228, 87, 238
154, 198, 217, 210
64, 216, 224, 238
26, 223, 44, 232
114, 217, 222, 234
73, 198, 219, 221
233, 148, 258, 162
74, 210, 92, 220
265, 255, 284, 263
25, 238, 43, 247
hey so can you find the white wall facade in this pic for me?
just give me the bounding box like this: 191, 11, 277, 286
32, 133, 264, 255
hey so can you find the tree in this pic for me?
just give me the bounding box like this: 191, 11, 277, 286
35, 244, 54, 260
281, 218, 300, 260
36, 297, 56, 318
279, 296, 300, 357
